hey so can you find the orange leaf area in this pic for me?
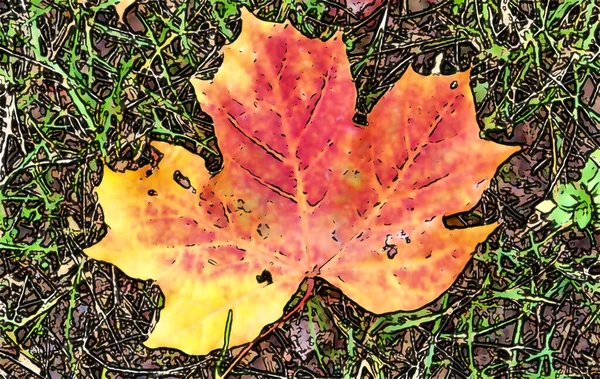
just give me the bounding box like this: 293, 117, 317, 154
86, 13, 516, 355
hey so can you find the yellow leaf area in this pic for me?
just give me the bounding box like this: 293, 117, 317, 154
86, 13, 516, 355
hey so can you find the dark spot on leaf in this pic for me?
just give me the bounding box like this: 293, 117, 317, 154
173, 170, 196, 194
385, 245, 398, 259
257, 223, 270, 239
237, 199, 251, 213
256, 269, 273, 285
383, 234, 398, 259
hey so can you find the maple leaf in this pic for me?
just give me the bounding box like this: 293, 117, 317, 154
86, 14, 514, 354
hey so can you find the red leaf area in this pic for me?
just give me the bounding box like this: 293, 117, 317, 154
88, 14, 514, 354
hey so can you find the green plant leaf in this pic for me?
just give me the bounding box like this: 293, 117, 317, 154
549, 206, 572, 226
472, 81, 489, 104
555, 183, 583, 210
574, 205, 592, 229
580, 158, 599, 184
585, 166, 600, 197
592, 193, 600, 217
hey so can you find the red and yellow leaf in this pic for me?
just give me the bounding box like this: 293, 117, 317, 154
87, 14, 515, 354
